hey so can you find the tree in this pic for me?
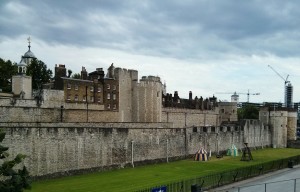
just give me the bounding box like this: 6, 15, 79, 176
238, 104, 259, 120
71, 73, 81, 79
0, 129, 31, 191
0, 58, 18, 92
26, 58, 52, 90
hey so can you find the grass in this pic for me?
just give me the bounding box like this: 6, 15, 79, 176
27, 148, 300, 192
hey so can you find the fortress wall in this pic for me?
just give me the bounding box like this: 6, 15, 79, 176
287, 111, 297, 141
161, 108, 219, 128
0, 121, 271, 177
0, 105, 118, 123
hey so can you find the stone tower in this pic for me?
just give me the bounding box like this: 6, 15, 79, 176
12, 37, 35, 99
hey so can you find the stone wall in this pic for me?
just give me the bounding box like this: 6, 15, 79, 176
161, 108, 219, 128
114, 68, 138, 122
0, 120, 271, 177
133, 76, 162, 122
0, 98, 118, 123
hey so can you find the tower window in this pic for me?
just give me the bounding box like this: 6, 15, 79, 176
90, 86, 94, 92
75, 84, 78, 90
113, 94, 116, 100
67, 83, 71, 89
107, 84, 110, 89
107, 93, 111, 100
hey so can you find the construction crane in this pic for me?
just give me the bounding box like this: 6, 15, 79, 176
268, 65, 290, 85
215, 90, 260, 103
267, 65, 293, 108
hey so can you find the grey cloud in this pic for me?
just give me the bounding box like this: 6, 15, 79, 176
1, 0, 300, 59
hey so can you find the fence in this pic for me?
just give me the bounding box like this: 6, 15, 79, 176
135, 155, 300, 192
235, 178, 300, 192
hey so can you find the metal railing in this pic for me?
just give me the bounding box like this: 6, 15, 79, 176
135, 155, 300, 192
235, 178, 300, 192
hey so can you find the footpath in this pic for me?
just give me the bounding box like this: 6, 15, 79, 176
209, 165, 300, 192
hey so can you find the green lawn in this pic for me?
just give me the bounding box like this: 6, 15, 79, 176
28, 148, 300, 192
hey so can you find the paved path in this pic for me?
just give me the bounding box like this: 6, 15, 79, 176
210, 165, 300, 192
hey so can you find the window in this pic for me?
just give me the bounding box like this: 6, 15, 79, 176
97, 97, 101, 103
74, 95, 78, 101
113, 104, 117, 109
90, 96, 94, 102
75, 84, 78, 90
107, 104, 110, 109
113, 85, 116, 90
227, 126, 231, 132
107, 93, 111, 100
67, 82, 71, 89
113, 93, 116, 100
203, 127, 207, 133
97, 85, 101, 92
193, 127, 197, 133
90, 86, 94, 92
107, 84, 110, 89
67, 94, 71, 101
83, 95, 86, 102
211, 127, 215, 132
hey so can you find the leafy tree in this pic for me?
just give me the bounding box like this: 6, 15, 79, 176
0, 58, 17, 92
0, 129, 31, 191
26, 58, 52, 90
238, 104, 259, 120
71, 73, 81, 79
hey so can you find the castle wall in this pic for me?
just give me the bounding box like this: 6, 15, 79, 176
0, 121, 271, 177
12, 75, 32, 99
133, 76, 162, 122
219, 102, 238, 122
287, 111, 297, 141
114, 68, 138, 122
161, 108, 219, 128
270, 110, 288, 148
0, 98, 118, 123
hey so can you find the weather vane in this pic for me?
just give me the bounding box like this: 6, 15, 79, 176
27, 36, 31, 49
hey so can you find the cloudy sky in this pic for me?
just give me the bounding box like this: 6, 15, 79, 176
1, 0, 300, 104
